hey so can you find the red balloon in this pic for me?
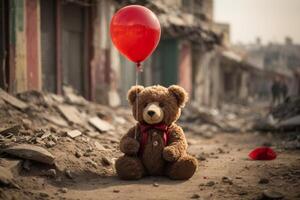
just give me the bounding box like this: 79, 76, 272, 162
110, 5, 161, 64
248, 147, 277, 160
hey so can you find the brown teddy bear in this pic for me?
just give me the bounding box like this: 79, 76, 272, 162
115, 85, 198, 180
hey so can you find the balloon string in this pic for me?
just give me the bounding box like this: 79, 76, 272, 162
134, 62, 141, 140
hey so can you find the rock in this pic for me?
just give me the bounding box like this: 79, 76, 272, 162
222, 176, 233, 184
101, 156, 111, 166
0, 88, 28, 110
39, 192, 49, 198
88, 117, 115, 132
23, 160, 31, 171
259, 178, 269, 184
65, 169, 73, 179
191, 194, 200, 199
75, 151, 82, 158
94, 141, 106, 151
67, 130, 82, 138
205, 181, 215, 187
0, 125, 21, 136
56, 104, 84, 125
60, 188, 68, 193
43, 115, 68, 127
261, 190, 284, 199
113, 189, 120, 193
44, 169, 56, 178
153, 182, 159, 187
278, 115, 300, 127
45, 141, 56, 148
3, 144, 55, 165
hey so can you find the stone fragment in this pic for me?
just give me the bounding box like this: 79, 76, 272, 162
65, 169, 73, 179
101, 156, 111, 166
4, 144, 55, 165
153, 182, 159, 187
94, 141, 106, 151
60, 188, 68, 193
75, 151, 82, 158
57, 105, 84, 125
88, 117, 115, 132
44, 169, 56, 178
45, 141, 56, 148
67, 130, 82, 138
0, 125, 21, 136
205, 181, 215, 186
0, 88, 28, 110
222, 176, 233, 184
44, 115, 68, 127
261, 190, 284, 199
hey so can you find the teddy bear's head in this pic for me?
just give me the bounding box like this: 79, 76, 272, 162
127, 85, 188, 126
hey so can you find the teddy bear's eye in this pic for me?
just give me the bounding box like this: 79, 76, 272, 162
143, 103, 148, 108
159, 102, 164, 107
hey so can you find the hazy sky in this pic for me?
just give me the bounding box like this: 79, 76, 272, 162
214, 0, 300, 44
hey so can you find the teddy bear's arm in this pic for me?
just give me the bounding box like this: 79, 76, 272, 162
163, 124, 188, 162
119, 126, 140, 155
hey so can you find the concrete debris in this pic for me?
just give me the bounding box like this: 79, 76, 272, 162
0, 125, 21, 136
88, 117, 115, 132
254, 96, 300, 132
180, 103, 251, 137
63, 86, 88, 105
57, 105, 84, 125
43, 115, 68, 127
0, 88, 28, 110
3, 144, 55, 165
67, 130, 82, 138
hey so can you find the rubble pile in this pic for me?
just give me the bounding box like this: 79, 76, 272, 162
0, 87, 134, 191
179, 102, 253, 138
254, 96, 300, 132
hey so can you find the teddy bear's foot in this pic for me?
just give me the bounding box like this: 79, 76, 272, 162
115, 155, 145, 180
166, 155, 198, 180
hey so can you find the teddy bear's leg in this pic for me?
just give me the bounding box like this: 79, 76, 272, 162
165, 155, 198, 180
115, 155, 145, 180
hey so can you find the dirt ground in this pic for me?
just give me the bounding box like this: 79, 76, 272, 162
0, 90, 299, 200
1, 131, 300, 200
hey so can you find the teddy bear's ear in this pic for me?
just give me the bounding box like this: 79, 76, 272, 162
168, 85, 188, 107
127, 85, 144, 105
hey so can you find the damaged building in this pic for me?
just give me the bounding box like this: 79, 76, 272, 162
0, 0, 278, 109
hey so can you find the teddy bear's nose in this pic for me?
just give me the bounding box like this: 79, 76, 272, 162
147, 110, 155, 117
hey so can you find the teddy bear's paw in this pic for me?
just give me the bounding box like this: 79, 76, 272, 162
120, 137, 140, 155
115, 156, 145, 180
163, 146, 179, 162
166, 155, 198, 180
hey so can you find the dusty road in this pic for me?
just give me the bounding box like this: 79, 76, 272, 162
4, 132, 299, 200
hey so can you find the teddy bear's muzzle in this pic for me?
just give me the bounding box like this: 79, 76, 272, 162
143, 102, 164, 124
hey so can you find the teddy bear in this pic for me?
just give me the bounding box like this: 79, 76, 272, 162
115, 85, 198, 180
